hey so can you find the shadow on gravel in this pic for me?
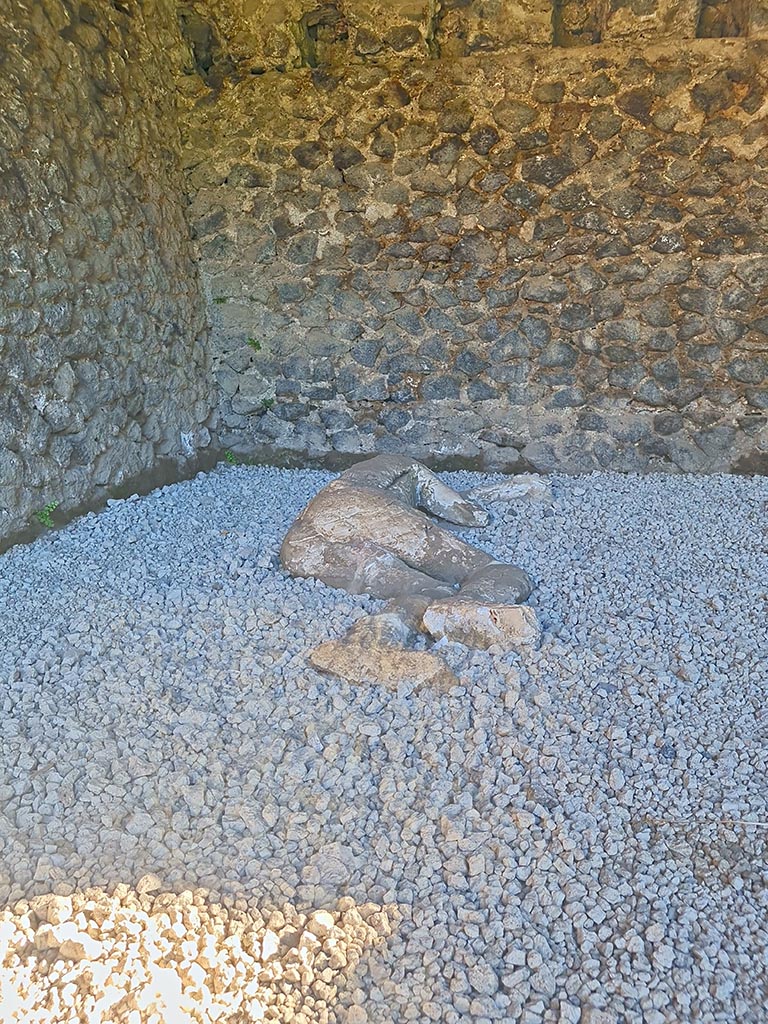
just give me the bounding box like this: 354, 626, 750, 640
0, 447, 538, 559
6, 440, 765, 560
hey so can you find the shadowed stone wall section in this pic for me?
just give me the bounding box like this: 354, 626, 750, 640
0, 0, 215, 543
183, 41, 768, 473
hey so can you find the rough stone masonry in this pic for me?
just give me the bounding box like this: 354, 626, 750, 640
0, 0, 216, 547
180, 0, 768, 475
1, 0, 768, 548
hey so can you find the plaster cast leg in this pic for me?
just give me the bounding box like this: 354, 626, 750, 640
404, 517, 493, 585
282, 488, 493, 590
458, 562, 533, 604
422, 560, 541, 650
311, 539, 457, 600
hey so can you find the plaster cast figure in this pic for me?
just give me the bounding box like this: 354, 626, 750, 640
280, 455, 541, 687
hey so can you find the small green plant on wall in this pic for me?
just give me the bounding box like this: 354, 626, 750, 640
213, 296, 228, 304
224, 451, 238, 465
35, 501, 59, 528
247, 338, 262, 351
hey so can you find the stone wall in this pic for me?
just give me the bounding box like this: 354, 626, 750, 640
176, 0, 768, 68
0, 0, 216, 545
3, 0, 767, 512
182, 29, 768, 473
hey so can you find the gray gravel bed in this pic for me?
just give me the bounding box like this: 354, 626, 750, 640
1, 466, 767, 1023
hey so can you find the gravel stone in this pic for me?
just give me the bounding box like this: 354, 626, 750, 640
0, 465, 766, 1022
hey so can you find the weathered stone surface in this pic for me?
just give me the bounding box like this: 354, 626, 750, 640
697, 0, 752, 38
280, 455, 495, 599
604, 0, 700, 40
751, 0, 768, 37
309, 638, 459, 691
436, 0, 553, 54
554, 0, 604, 46
0, 0, 215, 546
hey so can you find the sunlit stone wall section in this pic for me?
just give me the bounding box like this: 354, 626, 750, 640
181, 24, 768, 473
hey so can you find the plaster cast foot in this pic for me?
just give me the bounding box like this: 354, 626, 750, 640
422, 599, 541, 650
412, 464, 490, 527
467, 474, 552, 504
342, 455, 490, 527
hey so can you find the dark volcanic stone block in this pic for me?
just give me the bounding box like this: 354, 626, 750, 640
333, 144, 365, 170
521, 154, 577, 188
293, 142, 328, 169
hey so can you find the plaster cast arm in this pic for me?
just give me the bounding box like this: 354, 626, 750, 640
340, 455, 490, 527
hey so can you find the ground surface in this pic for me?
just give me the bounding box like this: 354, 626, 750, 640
0, 466, 766, 1023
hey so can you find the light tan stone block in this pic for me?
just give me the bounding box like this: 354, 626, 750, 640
438, 0, 553, 56
604, 0, 700, 41
309, 639, 459, 690
750, 0, 768, 37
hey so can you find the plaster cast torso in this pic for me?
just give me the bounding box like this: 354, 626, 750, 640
280, 455, 500, 596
